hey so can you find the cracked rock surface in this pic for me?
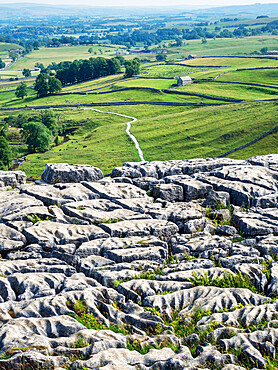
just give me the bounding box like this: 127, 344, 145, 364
0, 156, 278, 369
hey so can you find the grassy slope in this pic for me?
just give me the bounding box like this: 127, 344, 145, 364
177, 82, 278, 100
9, 45, 116, 71
0, 42, 23, 53
229, 131, 278, 159
183, 57, 278, 68
0, 55, 276, 177
19, 108, 139, 178
0, 89, 226, 108
12, 100, 278, 178
127, 101, 278, 160
139, 64, 211, 77
219, 68, 278, 85
168, 36, 278, 58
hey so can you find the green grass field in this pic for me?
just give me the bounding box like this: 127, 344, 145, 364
178, 82, 278, 100
167, 36, 278, 58
0, 53, 277, 177
118, 101, 278, 161
139, 64, 211, 77
0, 42, 23, 53
0, 88, 227, 109
18, 108, 139, 178
9, 100, 277, 178
182, 56, 278, 68
219, 68, 278, 85
9, 45, 118, 71
4, 35, 278, 75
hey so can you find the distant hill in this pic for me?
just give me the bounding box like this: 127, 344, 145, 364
193, 3, 278, 17
0, 2, 277, 18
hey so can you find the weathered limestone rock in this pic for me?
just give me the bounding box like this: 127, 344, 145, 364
0, 155, 278, 369
41, 163, 103, 183
0, 224, 26, 252
82, 181, 148, 200
0, 315, 85, 353
151, 183, 184, 202
232, 209, 278, 236
0, 170, 26, 188
100, 219, 179, 238
0, 192, 44, 218
143, 286, 270, 318
23, 221, 109, 246
22, 183, 98, 206
0, 351, 69, 370
203, 190, 230, 209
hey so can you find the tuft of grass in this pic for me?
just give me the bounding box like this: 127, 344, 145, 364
72, 300, 131, 336
72, 334, 89, 349
188, 270, 261, 295
26, 214, 50, 224
101, 218, 121, 224
127, 336, 180, 355
134, 267, 165, 280
157, 290, 175, 295
77, 205, 86, 210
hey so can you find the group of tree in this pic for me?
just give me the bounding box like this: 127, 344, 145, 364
20, 110, 58, 152
3, 110, 59, 155
55, 57, 121, 85
21, 121, 52, 153
34, 73, 62, 97
0, 122, 12, 170
9, 52, 18, 62
0, 58, 5, 69
124, 58, 140, 78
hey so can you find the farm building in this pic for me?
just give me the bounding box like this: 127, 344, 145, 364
188, 54, 198, 59
177, 76, 193, 86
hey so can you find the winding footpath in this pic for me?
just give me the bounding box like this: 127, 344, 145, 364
88, 108, 145, 162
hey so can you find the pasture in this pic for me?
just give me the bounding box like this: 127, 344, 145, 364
0, 54, 276, 178
9, 45, 118, 71
9, 100, 277, 178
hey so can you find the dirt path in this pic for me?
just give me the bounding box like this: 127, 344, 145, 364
87, 108, 145, 162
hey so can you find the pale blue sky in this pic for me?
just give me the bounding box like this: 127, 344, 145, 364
0, 0, 277, 7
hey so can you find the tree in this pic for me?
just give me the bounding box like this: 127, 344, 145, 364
261, 47, 268, 55
48, 76, 62, 94
0, 58, 5, 69
34, 73, 49, 97
15, 82, 28, 100
23, 68, 31, 77
175, 38, 183, 47
115, 55, 125, 66
124, 58, 140, 78
0, 136, 12, 168
39, 110, 58, 135
156, 54, 166, 61
88, 47, 93, 53
9, 52, 18, 61
21, 121, 51, 153
33, 40, 40, 50
107, 58, 121, 75
0, 121, 8, 138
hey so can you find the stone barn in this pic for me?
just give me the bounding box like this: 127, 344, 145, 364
177, 76, 193, 86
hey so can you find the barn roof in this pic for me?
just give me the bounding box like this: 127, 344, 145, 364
178, 76, 192, 81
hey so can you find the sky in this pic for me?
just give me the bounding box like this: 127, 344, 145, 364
0, 0, 276, 7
